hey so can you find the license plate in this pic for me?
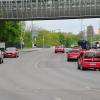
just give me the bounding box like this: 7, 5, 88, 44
73, 56, 77, 58
89, 63, 96, 65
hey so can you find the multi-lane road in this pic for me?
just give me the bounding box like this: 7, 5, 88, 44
0, 48, 100, 100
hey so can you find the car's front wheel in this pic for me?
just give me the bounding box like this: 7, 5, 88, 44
0, 58, 3, 64
17, 53, 19, 58
80, 65, 86, 71
55, 51, 57, 53
2, 59, 3, 63
67, 58, 70, 62
77, 63, 80, 70
62, 51, 65, 53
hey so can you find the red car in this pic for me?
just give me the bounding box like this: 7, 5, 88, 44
67, 49, 80, 61
3, 47, 19, 58
72, 46, 82, 51
55, 45, 65, 53
77, 50, 100, 71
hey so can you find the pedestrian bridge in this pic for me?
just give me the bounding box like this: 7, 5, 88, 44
0, 0, 100, 20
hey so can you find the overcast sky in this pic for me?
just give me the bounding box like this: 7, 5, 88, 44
26, 18, 100, 34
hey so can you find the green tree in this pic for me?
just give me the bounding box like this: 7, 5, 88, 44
23, 31, 32, 48
58, 33, 66, 45
34, 29, 78, 47
0, 21, 21, 42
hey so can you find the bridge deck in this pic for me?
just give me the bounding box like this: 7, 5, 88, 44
0, 0, 100, 20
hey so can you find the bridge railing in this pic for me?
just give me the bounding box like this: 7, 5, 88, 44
0, 0, 100, 20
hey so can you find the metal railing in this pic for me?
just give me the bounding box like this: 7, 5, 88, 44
0, 0, 100, 20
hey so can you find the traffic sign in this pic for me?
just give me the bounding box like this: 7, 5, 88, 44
0, 42, 5, 48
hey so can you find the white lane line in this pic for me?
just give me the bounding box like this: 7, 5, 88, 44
34, 62, 39, 68
54, 97, 62, 100
85, 86, 91, 90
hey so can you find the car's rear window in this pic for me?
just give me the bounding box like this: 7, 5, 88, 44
72, 47, 80, 49
85, 52, 94, 58
84, 52, 100, 58
56, 46, 64, 48
69, 50, 79, 53
94, 53, 100, 58
6, 48, 16, 51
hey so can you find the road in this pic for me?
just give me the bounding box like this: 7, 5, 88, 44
0, 48, 100, 100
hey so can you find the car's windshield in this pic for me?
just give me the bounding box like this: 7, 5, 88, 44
6, 48, 16, 51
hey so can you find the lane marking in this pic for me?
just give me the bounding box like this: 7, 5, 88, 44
54, 97, 62, 100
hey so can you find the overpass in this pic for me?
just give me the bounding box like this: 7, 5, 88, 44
0, 0, 100, 20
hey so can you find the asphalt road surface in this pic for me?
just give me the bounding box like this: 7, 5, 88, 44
0, 48, 100, 100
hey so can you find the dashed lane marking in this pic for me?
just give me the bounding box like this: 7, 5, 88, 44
54, 97, 62, 100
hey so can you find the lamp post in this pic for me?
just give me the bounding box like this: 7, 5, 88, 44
20, 21, 23, 50
43, 35, 44, 48
81, 19, 83, 33
98, 19, 100, 34
31, 21, 33, 48
83, 25, 87, 41
80, 19, 84, 40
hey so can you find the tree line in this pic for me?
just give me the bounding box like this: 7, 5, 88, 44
0, 21, 32, 48
0, 21, 100, 48
34, 30, 100, 47
33, 30, 79, 47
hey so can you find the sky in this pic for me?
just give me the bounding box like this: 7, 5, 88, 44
26, 18, 100, 34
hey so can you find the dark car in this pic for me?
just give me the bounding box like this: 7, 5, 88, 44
55, 45, 65, 53
77, 50, 100, 71
0, 50, 3, 64
3, 47, 19, 58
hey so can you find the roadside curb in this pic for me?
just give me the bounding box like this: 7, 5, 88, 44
20, 48, 37, 52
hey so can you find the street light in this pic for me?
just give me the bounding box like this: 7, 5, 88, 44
99, 18, 100, 34
83, 25, 87, 41
43, 35, 44, 48
80, 19, 84, 40
81, 19, 83, 33
20, 21, 24, 50
31, 21, 33, 48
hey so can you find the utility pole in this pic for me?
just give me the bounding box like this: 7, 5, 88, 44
80, 19, 83, 40
31, 21, 33, 48
43, 35, 44, 48
81, 19, 83, 32
83, 25, 87, 40
35, 36, 37, 45
99, 19, 100, 34
20, 21, 23, 50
